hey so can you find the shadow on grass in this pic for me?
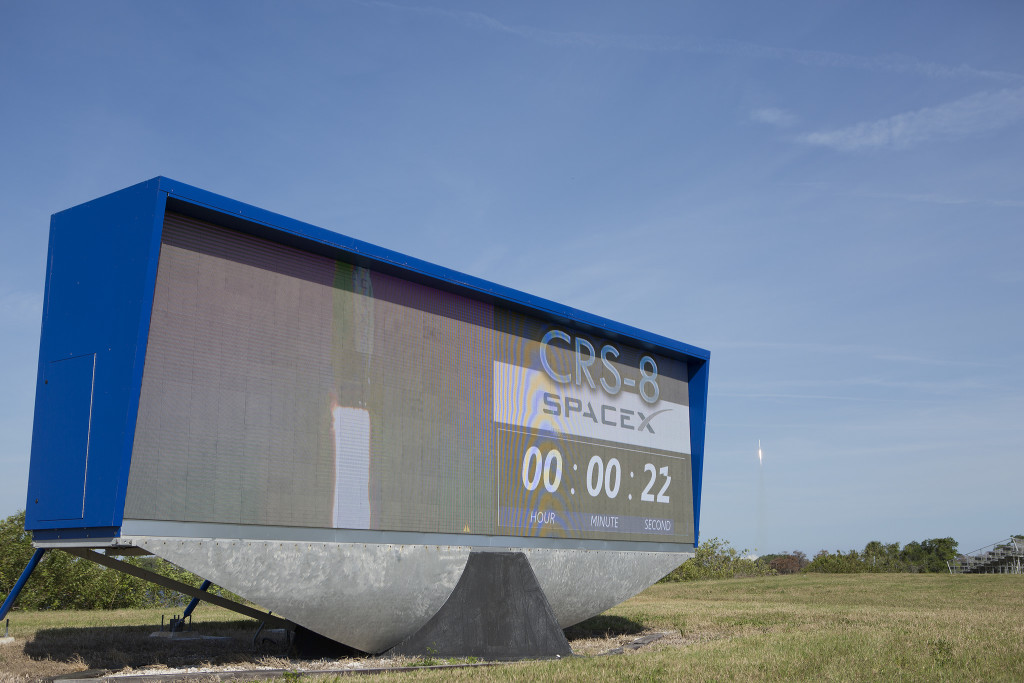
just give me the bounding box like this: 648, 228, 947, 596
291, 626, 366, 659
563, 614, 647, 641
21, 619, 290, 672
17, 616, 643, 673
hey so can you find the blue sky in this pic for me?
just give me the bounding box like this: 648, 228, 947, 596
1, 1, 1022, 557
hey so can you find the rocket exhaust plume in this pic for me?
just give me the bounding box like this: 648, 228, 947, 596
756, 440, 765, 552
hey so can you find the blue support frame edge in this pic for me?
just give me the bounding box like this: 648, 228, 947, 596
687, 359, 710, 546
110, 189, 167, 531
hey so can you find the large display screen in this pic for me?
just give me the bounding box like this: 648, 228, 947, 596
124, 214, 694, 544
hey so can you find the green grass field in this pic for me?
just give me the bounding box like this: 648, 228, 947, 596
2, 573, 1022, 681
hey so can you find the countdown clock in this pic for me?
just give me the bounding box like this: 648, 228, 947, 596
25, 177, 709, 653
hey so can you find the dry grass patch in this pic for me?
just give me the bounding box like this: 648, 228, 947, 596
351, 573, 1024, 682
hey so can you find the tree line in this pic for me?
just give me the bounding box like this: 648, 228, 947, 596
661, 536, 960, 582
798, 537, 959, 574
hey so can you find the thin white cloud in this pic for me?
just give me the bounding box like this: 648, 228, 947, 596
713, 391, 931, 403
710, 339, 1000, 368
870, 353, 976, 366
358, 1, 1024, 83
778, 183, 1024, 209
799, 87, 1024, 151
750, 107, 798, 127
857, 191, 1024, 208
711, 339, 884, 355
702, 41, 1021, 84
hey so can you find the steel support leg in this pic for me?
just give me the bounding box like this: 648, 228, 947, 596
0, 549, 46, 621
182, 579, 212, 620
172, 579, 213, 631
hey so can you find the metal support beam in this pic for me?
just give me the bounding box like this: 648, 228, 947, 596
65, 549, 294, 630
0, 548, 46, 621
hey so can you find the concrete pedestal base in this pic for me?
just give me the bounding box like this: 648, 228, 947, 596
388, 551, 572, 660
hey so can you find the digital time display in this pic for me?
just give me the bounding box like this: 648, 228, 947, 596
498, 427, 689, 539
494, 323, 694, 543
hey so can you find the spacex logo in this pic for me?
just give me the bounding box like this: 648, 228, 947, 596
541, 392, 671, 434
494, 361, 691, 454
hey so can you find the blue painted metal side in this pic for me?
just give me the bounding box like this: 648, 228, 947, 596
26, 180, 166, 531
687, 359, 710, 546
0, 549, 46, 620
31, 354, 96, 521
181, 579, 213, 622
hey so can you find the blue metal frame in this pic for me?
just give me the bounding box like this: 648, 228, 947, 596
27, 180, 165, 531
687, 360, 710, 544
0, 549, 46, 621
26, 177, 710, 545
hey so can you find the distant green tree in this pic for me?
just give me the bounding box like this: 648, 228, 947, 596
1, 510, 239, 611
900, 538, 958, 573
805, 548, 865, 573
1, 512, 155, 610
0, 511, 36, 602
900, 541, 926, 572
862, 541, 906, 572
661, 537, 775, 582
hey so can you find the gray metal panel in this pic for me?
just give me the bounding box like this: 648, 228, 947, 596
129, 536, 470, 653
120, 519, 695, 554
523, 548, 691, 627
123, 533, 690, 652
